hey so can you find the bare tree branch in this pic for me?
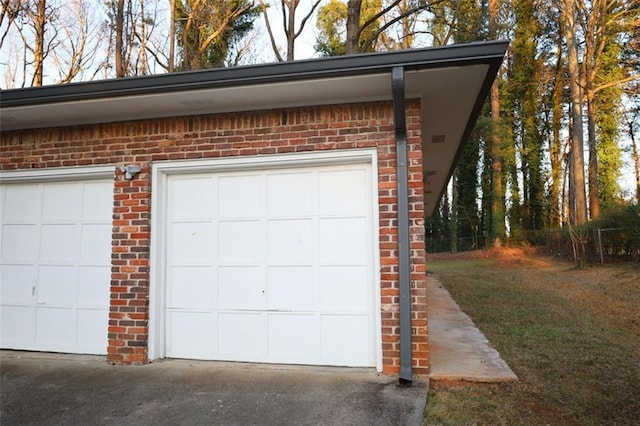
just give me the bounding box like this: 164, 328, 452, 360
259, 0, 284, 61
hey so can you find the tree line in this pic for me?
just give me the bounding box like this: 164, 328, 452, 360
2, 0, 639, 248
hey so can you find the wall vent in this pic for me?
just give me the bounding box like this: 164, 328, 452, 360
431, 134, 446, 143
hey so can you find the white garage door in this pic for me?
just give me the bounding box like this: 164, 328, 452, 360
0, 180, 112, 354
165, 163, 377, 366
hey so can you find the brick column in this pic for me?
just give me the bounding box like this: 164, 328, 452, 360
378, 100, 428, 375
108, 164, 151, 364
407, 101, 428, 375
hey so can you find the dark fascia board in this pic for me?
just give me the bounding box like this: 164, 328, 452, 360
1, 40, 508, 108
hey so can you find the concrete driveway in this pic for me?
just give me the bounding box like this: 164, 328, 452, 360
1, 351, 427, 426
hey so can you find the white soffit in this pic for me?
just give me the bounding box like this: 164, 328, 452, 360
0, 66, 486, 132
411, 64, 490, 216
1, 73, 392, 131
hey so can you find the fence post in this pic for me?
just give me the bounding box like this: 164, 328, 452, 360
597, 227, 603, 264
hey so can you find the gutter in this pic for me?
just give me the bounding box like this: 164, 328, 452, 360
391, 66, 413, 383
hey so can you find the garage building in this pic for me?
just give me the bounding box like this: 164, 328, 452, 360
1, 41, 507, 380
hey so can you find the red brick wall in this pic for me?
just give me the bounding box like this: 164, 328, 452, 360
0, 101, 428, 374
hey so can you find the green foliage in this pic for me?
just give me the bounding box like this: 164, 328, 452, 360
593, 203, 640, 258
595, 36, 624, 210
314, 0, 348, 57
480, 114, 494, 242
314, 0, 381, 57
504, 0, 546, 231
453, 0, 485, 43
546, 203, 640, 262
455, 122, 483, 245
426, 194, 453, 253
449, 0, 487, 249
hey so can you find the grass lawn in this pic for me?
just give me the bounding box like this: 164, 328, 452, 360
423, 248, 640, 425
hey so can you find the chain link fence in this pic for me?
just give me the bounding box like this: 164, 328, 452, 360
546, 227, 638, 263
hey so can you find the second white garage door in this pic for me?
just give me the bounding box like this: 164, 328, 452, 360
165, 162, 377, 366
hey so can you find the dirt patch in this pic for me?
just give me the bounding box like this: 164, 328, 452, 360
427, 246, 553, 268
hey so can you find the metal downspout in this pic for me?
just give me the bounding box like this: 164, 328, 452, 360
391, 66, 413, 383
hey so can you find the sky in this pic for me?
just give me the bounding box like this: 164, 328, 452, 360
0, 0, 322, 86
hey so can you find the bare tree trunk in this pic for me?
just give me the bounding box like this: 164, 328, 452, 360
488, 0, 504, 246
451, 175, 458, 254
32, 0, 46, 86
583, 0, 605, 219
586, 91, 600, 218
400, 0, 412, 49
630, 118, 640, 201
115, 0, 125, 77
139, 0, 148, 75
286, 0, 298, 61
550, 32, 564, 228
564, 0, 588, 225
260, 0, 321, 61
562, 137, 570, 224
346, 0, 361, 54
259, 0, 284, 61
169, 0, 175, 72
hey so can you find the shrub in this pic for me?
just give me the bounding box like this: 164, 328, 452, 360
593, 203, 640, 258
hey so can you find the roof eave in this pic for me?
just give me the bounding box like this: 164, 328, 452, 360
0, 40, 509, 109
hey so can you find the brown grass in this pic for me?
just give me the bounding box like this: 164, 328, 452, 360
424, 248, 640, 425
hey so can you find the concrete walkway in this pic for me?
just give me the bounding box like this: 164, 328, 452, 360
427, 274, 518, 382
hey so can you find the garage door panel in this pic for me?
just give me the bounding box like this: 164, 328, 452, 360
171, 177, 215, 220
167, 311, 217, 358
219, 175, 262, 218
218, 266, 264, 309
36, 265, 76, 305
168, 267, 214, 309
170, 222, 213, 264
218, 313, 265, 360
76, 309, 108, 352
268, 314, 315, 362
319, 218, 368, 262
2, 306, 35, 345
321, 315, 371, 366
40, 224, 80, 262
43, 183, 82, 220
320, 266, 369, 310
218, 221, 261, 263
2, 225, 39, 262
318, 169, 367, 215
267, 266, 313, 310
267, 219, 313, 263
83, 181, 113, 220
36, 307, 75, 345
78, 266, 110, 307
3, 184, 41, 221
81, 224, 112, 263
267, 173, 313, 217
0, 265, 35, 304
